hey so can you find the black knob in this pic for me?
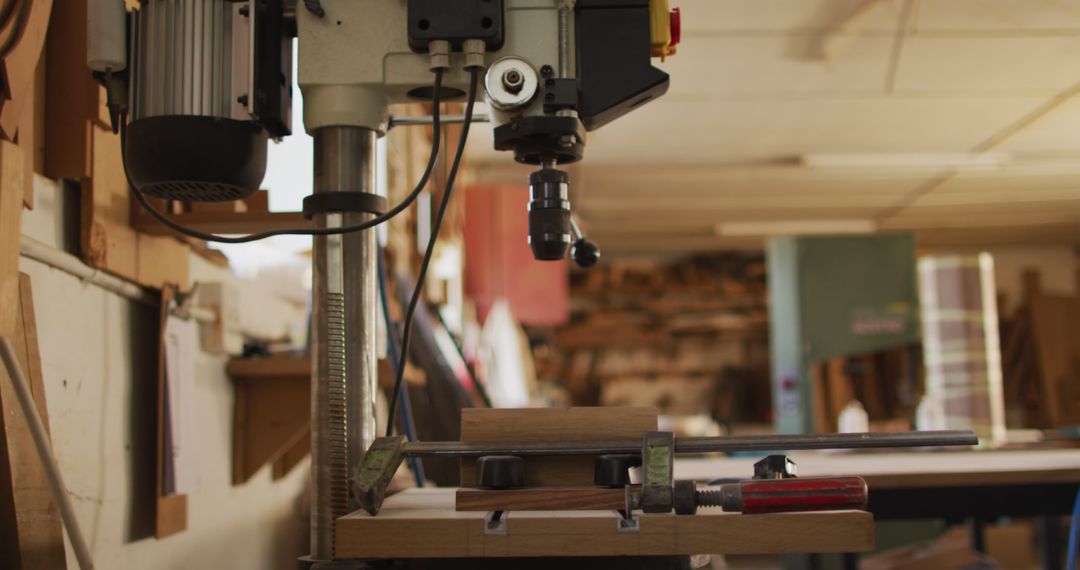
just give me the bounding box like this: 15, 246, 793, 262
571, 238, 600, 268
673, 480, 698, 515
753, 454, 797, 479
476, 455, 525, 489
594, 454, 642, 488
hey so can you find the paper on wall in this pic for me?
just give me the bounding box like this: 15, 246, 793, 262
164, 309, 200, 495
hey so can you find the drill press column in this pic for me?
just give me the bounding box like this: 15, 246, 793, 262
309, 126, 380, 560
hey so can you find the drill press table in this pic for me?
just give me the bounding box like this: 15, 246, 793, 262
334, 487, 873, 559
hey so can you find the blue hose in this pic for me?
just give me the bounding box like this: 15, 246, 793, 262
377, 253, 426, 487
1068, 485, 1080, 570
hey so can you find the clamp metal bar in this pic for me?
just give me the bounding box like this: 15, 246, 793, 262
402, 430, 978, 458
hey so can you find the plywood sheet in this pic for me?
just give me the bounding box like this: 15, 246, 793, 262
459, 407, 657, 487
335, 488, 874, 559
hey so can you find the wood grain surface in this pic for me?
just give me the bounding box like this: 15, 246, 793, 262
335, 487, 874, 559
455, 486, 630, 512
459, 407, 657, 487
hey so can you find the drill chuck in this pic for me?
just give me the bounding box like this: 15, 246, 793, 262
528, 167, 572, 261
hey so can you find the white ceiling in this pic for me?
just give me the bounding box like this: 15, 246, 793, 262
466, 0, 1080, 256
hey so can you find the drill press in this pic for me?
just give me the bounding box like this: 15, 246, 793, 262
88, 0, 678, 561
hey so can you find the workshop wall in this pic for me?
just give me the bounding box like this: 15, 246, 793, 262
19, 175, 309, 570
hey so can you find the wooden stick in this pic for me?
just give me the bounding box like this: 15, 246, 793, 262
455, 487, 629, 512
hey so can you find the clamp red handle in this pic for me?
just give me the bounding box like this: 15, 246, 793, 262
739, 476, 868, 514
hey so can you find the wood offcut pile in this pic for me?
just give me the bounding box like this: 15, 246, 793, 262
543, 254, 771, 423
1001, 270, 1080, 429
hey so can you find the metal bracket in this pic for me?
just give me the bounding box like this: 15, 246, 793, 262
640, 431, 675, 513
616, 512, 640, 533
353, 436, 407, 515
484, 510, 507, 535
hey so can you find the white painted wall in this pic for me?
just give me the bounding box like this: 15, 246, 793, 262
18, 175, 310, 569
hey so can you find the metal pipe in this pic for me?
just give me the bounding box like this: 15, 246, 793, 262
21, 236, 227, 328
20, 236, 157, 306
401, 430, 979, 458
389, 113, 489, 128
309, 126, 380, 560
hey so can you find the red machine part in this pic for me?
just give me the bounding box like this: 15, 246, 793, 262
669, 7, 681, 49
738, 476, 868, 514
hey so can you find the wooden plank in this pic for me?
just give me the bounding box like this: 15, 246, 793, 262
155, 494, 187, 539
459, 407, 657, 488
1028, 291, 1080, 426
136, 233, 190, 290
0, 274, 67, 569
455, 487, 629, 512
226, 356, 311, 378
0, 140, 23, 338
336, 488, 874, 559
44, 0, 95, 179
0, 0, 53, 139
82, 127, 137, 281
232, 375, 309, 485
676, 449, 1080, 490
229, 356, 311, 484
132, 209, 311, 236
16, 54, 45, 209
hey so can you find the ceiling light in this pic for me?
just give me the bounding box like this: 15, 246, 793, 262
800, 153, 1011, 169
716, 219, 878, 237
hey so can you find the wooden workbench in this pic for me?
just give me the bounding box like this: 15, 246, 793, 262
334, 488, 874, 559
675, 448, 1080, 489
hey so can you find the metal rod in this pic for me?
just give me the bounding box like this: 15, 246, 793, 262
557, 0, 573, 78
310, 126, 380, 560
389, 113, 489, 128
401, 430, 978, 458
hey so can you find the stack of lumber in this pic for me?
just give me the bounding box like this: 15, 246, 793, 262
811, 350, 918, 434
547, 254, 771, 422
1000, 270, 1080, 429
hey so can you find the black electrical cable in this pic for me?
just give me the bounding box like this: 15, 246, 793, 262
122, 69, 446, 243
0, 0, 32, 59
385, 66, 480, 438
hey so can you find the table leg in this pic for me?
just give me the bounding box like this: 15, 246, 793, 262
1039, 515, 1063, 570
967, 518, 986, 553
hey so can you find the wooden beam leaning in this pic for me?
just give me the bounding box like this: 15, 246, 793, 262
0, 141, 24, 339
0, 274, 67, 569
